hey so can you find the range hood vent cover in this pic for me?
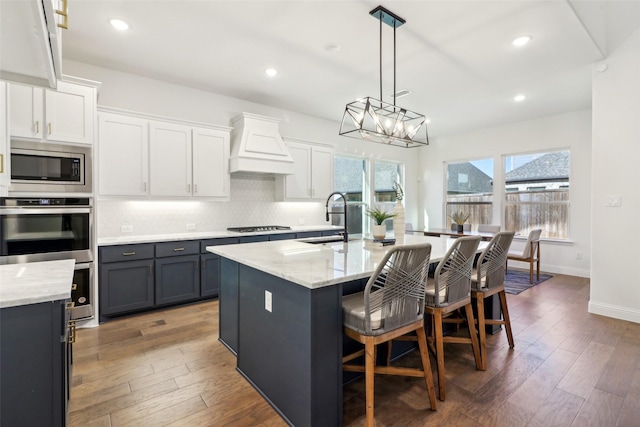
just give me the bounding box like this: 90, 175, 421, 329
229, 113, 294, 174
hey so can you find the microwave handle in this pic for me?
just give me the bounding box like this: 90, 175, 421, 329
0, 208, 91, 215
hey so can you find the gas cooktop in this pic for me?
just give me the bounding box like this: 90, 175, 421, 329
227, 225, 292, 233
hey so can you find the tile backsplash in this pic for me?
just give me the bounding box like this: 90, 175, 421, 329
97, 174, 327, 237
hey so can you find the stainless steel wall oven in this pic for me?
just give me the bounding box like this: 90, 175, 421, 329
0, 197, 94, 320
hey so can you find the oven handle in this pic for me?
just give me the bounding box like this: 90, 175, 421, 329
0, 208, 91, 215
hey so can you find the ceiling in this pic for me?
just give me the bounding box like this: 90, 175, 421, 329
61, 0, 639, 139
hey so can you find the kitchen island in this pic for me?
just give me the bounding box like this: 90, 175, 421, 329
208, 235, 483, 427
1, 259, 76, 427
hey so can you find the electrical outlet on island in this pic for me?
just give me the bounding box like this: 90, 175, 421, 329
186, 223, 196, 231
121, 225, 133, 233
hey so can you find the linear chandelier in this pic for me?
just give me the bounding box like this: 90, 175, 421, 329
339, 5, 429, 148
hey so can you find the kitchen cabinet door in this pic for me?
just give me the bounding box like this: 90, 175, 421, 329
155, 255, 201, 305
0, 82, 9, 194
201, 253, 220, 297
310, 145, 333, 199
98, 112, 149, 196
149, 121, 192, 196
99, 259, 155, 318
8, 83, 44, 139
282, 143, 311, 199
44, 81, 95, 145
192, 127, 230, 199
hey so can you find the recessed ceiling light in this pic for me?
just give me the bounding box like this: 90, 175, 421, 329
324, 43, 341, 52
110, 19, 129, 31
513, 94, 526, 102
265, 68, 278, 77
425, 118, 431, 124
511, 36, 532, 47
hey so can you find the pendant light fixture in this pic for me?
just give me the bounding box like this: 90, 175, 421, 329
339, 5, 429, 148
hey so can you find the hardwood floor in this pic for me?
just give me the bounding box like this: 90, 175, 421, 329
70, 274, 640, 426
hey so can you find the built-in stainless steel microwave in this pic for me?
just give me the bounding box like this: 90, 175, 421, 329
9, 141, 92, 193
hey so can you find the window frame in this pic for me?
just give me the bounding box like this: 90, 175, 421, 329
502, 148, 571, 240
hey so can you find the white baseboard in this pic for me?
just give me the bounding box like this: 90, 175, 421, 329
588, 301, 640, 324
508, 261, 590, 278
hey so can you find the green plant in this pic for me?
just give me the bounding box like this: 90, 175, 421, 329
366, 208, 396, 225
392, 181, 404, 201
449, 211, 470, 225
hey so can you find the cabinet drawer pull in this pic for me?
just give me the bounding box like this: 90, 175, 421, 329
173, 247, 185, 252
122, 251, 136, 256
194, 184, 198, 194
187, 184, 191, 193
35, 121, 39, 133
149, 265, 153, 276
201, 259, 206, 269
69, 321, 77, 343
194, 260, 199, 269
143, 182, 147, 192
0, 154, 3, 174
56, 0, 69, 29
48, 123, 52, 135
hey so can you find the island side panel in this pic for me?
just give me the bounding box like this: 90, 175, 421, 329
219, 257, 239, 354
237, 264, 343, 427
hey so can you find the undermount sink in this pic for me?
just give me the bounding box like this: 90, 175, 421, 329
298, 236, 346, 245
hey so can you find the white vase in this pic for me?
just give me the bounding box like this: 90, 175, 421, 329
393, 200, 405, 242
372, 224, 387, 240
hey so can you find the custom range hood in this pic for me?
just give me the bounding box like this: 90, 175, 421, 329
229, 113, 295, 174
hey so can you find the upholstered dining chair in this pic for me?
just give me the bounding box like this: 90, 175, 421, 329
424, 235, 483, 401
342, 243, 437, 426
507, 228, 542, 284
471, 231, 515, 370
477, 224, 500, 233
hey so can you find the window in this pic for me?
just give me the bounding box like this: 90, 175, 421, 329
374, 161, 403, 231
503, 150, 570, 239
333, 156, 367, 235
333, 156, 404, 235
445, 159, 494, 231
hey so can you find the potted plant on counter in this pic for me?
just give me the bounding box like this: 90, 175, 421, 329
449, 211, 470, 233
367, 208, 396, 240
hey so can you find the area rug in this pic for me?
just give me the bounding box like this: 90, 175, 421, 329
504, 270, 552, 295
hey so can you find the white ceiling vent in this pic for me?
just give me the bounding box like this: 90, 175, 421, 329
229, 113, 294, 175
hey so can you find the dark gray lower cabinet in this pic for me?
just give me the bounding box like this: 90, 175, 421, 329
1, 299, 71, 427
201, 253, 221, 297
98, 231, 338, 321
155, 255, 200, 305
99, 259, 154, 319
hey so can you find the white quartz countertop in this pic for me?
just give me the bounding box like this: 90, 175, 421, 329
0, 259, 76, 309
207, 234, 488, 289
98, 225, 343, 246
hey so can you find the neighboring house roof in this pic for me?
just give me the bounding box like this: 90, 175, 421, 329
506, 151, 569, 184
447, 162, 493, 194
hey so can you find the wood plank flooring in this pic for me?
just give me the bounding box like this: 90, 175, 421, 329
70, 273, 640, 426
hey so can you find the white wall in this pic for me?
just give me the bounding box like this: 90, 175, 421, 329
63, 60, 422, 235
590, 27, 640, 323
418, 109, 592, 278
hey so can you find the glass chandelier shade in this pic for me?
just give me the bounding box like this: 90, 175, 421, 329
339, 6, 429, 148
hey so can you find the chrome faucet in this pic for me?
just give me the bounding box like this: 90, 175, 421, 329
325, 192, 348, 243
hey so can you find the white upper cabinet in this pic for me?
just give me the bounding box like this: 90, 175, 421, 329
98, 112, 149, 196
192, 127, 230, 198
0, 82, 9, 195
275, 140, 334, 201
9, 80, 96, 145
149, 121, 192, 197
0, 0, 64, 88
97, 109, 230, 200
